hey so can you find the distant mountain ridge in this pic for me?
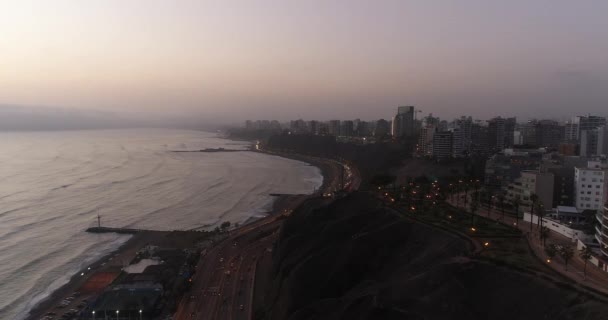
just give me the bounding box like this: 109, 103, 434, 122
0, 105, 218, 131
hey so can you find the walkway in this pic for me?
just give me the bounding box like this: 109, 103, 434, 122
448, 192, 608, 295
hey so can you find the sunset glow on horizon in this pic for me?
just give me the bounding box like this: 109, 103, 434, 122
1, 0, 607, 121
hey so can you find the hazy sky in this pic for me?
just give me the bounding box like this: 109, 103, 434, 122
1, 1, 607, 123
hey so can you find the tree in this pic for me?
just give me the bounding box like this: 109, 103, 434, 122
463, 183, 470, 208
537, 203, 545, 232
470, 199, 479, 226
370, 174, 396, 189
512, 197, 521, 227
540, 226, 550, 247
529, 193, 539, 232
579, 245, 593, 280
497, 193, 506, 221
559, 246, 574, 271
545, 244, 558, 261
220, 221, 231, 231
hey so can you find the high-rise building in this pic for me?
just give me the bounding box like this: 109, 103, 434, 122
574, 160, 608, 211
534, 120, 564, 148
564, 121, 579, 142
391, 106, 416, 138
432, 131, 453, 159
487, 117, 516, 152
580, 126, 608, 157
340, 120, 354, 137
308, 120, 320, 135
451, 127, 466, 158
290, 119, 307, 134
356, 121, 371, 137
574, 115, 607, 136
416, 125, 436, 157
374, 119, 391, 137
470, 123, 489, 156
328, 120, 341, 136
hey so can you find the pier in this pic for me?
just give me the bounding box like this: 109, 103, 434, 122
85, 227, 142, 234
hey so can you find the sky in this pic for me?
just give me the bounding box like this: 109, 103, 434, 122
1, 0, 608, 124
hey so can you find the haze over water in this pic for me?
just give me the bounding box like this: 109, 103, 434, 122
0, 129, 323, 320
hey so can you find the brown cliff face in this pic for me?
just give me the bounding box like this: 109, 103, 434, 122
260, 193, 608, 320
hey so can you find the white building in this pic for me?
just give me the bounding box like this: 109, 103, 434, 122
574, 160, 608, 211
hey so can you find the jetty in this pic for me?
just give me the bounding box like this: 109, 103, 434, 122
171, 148, 246, 153
86, 227, 142, 234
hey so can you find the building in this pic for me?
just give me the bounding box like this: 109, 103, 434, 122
505, 170, 554, 210
307, 120, 319, 135
432, 131, 452, 159
392, 106, 416, 138
558, 143, 578, 156
328, 120, 341, 136
574, 115, 606, 139
484, 150, 545, 188
451, 127, 467, 158
470, 123, 489, 156
356, 121, 371, 137
564, 121, 579, 142
416, 125, 436, 157
487, 117, 516, 152
574, 160, 608, 211
374, 119, 391, 137
534, 120, 564, 148
290, 119, 307, 134
580, 126, 608, 157
340, 120, 354, 137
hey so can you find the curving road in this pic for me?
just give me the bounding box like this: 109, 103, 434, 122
174, 156, 360, 320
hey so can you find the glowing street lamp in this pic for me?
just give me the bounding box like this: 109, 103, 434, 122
139, 309, 143, 320
116, 310, 119, 319
92, 311, 95, 320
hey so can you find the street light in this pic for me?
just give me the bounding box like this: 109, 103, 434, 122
139, 309, 143, 320
92, 311, 95, 320
116, 310, 119, 319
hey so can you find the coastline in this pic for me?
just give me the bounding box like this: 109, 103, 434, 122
24, 146, 336, 320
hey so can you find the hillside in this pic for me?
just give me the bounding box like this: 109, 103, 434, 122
260, 192, 608, 320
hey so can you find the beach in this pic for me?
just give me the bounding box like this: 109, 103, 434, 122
23, 146, 338, 320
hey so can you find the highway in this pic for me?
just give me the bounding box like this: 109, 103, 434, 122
174, 155, 359, 320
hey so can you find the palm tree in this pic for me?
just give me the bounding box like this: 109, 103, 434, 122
545, 243, 558, 261
470, 198, 479, 225
529, 193, 539, 232
540, 226, 550, 247
560, 246, 574, 271
486, 191, 493, 218
463, 183, 470, 209
512, 197, 521, 227
497, 193, 506, 221
537, 203, 545, 232
579, 245, 593, 280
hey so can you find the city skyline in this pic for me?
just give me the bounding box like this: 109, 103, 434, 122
1, 1, 608, 124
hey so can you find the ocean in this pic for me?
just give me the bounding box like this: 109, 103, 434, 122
0, 129, 323, 320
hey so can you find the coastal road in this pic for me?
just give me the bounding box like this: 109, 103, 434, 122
174, 156, 359, 320
174, 217, 281, 320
